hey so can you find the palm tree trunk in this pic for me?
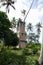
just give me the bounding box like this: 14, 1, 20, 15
24, 0, 34, 22
39, 28, 43, 65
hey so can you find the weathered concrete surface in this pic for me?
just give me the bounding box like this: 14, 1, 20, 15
17, 19, 26, 48
39, 28, 43, 65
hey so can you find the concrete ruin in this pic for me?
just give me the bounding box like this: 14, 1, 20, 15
16, 19, 26, 48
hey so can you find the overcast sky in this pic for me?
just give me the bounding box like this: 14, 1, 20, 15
0, 0, 43, 43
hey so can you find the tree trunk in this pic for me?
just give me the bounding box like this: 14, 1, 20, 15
24, 0, 34, 22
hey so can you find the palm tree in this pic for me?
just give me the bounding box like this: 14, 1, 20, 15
21, 9, 26, 15
27, 23, 33, 32
36, 22, 42, 34
28, 33, 35, 43
27, 23, 33, 43
0, 0, 16, 12
36, 22, 42, 43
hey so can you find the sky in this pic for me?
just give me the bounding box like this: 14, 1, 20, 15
0, 0, 43, 43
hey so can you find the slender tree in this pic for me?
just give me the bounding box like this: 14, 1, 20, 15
24, 0, 34, 22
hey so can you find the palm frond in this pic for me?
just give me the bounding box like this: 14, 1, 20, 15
0, 0, 16, 13
10, 4, 15, 9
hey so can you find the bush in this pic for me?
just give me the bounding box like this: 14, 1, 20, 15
23, 48, 33, 55
26, 57, 39, 65
0, 49, 15, 65
33, 48, 38, 54
0, 47, 26, 65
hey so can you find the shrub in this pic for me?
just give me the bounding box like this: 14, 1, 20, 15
33, 48, 38, 54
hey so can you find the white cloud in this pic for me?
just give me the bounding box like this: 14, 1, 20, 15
38, 0, 43, 4
26, 9, 40, 25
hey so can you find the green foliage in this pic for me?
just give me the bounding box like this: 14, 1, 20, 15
32, 48, 38, 54
0, 47, 26, 65
0, 11, 12, 39
27, 22, 42, 43
36, 22, 41, 34
4, 32, 19, 46
27, 23, 33, 31
0, 43, 41, 65
0, 11, 19, 46
26, 57, 39, 65
11, 17, 16, 28
0, 11, 11, 28
23, 43, 40, 65
26, 42, 41, 49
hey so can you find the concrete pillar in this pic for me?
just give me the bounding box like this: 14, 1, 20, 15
39, 27, 43, 65
17, 19, 26, 48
